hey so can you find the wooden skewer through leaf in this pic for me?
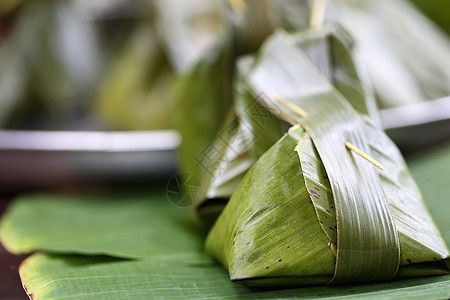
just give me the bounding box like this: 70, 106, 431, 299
273, 96, 383, 171
345, 141, 384, 171
290, 126, 384, 171
273, 95, 308, 118
309, 0, 327, 29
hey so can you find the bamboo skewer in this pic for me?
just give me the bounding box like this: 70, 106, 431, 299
273, 95, 308, 118
345, 141, 384, 171
275, 94, 384, 171
309, 0, 327, 29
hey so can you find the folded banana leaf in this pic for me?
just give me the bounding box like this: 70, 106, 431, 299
326, 0, 450, 107
153, 0, 225, 73
192, 68, 288, 228
194, 24, 380, 228
253, 0, 450, 108
173, 30, 235, 210
205, 29, 449, 286
155, 0, 310, 72
229, 0, 450, 109
174, 1, 313, 203
178, 0, 450, 230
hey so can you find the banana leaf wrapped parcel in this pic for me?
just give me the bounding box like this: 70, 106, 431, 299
202, 27, 450, 286
193, 24, 380, 227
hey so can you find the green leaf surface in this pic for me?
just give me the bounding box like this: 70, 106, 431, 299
18, 253, 450, 300
296, 131, 337, 254
205, 127, 335, 286
408, 142, 450, 244
0, 191, 201, 258
244, 31, 400, 283
173, 31, 234, 201
194, 24, 383, 231
194, 69, 287, 227
1, 143, 449, 299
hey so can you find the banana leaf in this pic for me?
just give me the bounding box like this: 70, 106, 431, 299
153, 0, 225, 73
173, 1, 313, 209
171, 0, 278, 202
1, 2, 450, 296
194, 24, 381, 229
192, 58, 288, 228
154, 0, 309, 72
245, 0, 450, 108
173, 30, 235, 208
0, 143, 449, 299
0, 191, 202, 258
233, 0, 450, 108
410, 0, 450, 34
205, 30, 449, 286
326, 0, 450, 107
93, 20, 174, 130
176, 0, 450, 203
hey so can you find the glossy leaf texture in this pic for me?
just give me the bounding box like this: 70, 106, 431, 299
327, 0, 450, 108
0, 143, 448, 299
173, 31, 235, 206
193, 63, 288, 228
205, 29, 448, 285
194, 24, 382, 229
0, 191, 202, 258
205, 127, 336, 286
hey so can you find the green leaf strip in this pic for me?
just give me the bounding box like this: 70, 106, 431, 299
296, 131, 337, 255
246, 32, 400, 283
